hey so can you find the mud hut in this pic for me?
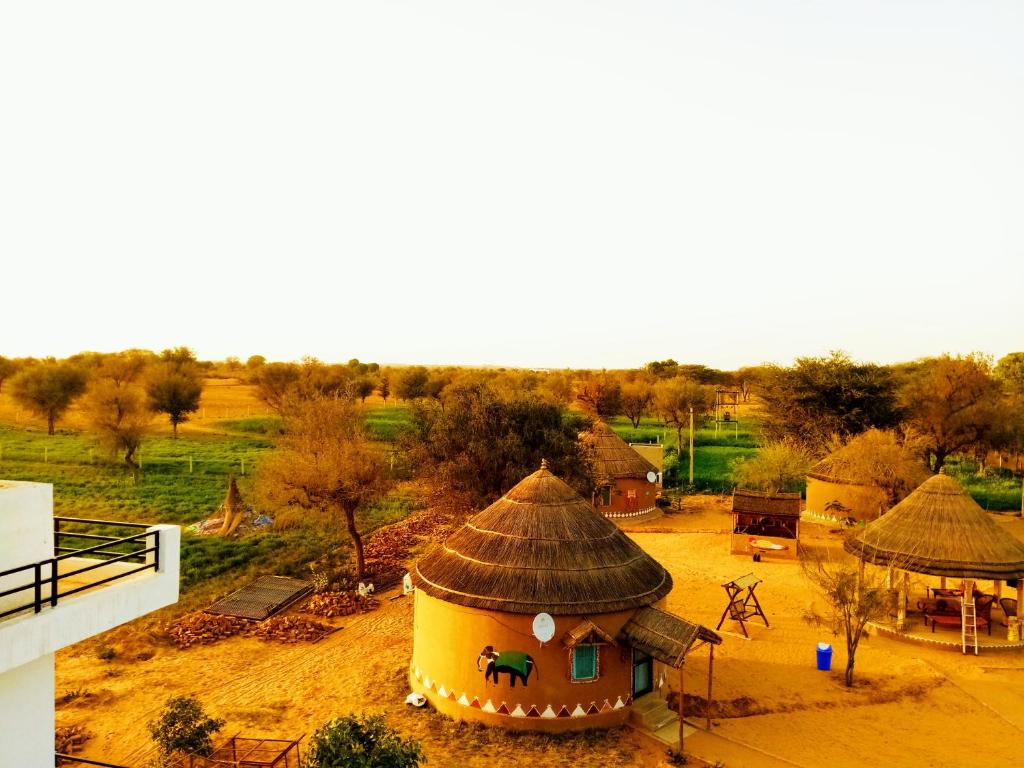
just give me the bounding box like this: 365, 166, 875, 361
582, 422, 661, 521
845, 470, 1024, 643
410, 461, 720, 732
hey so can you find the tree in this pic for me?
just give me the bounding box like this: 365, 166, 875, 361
159, 346, 198, 368
256, 398, 390, 577
246, 354, 267, 371
653, 377, 714, 462
817, 429, 931, 507
760, 352, 901, 450
898, 353, 1001, 471
730, 440, 812, 493
148, 695, 224, 759
304, 714, 424, 768
619, 380, 653, 429
147, 365, 203, 438
81, 353, 151, 468
352, 377, 376, 404
575, 374, 622, 417
408, 382, 593, 503
377, 375, 391, 406
10, 362, 87, 435
0, 355, 17, 394
801, 549, 890, 687
644, 359, 679, 379
254, 362, 300, 413
395, 367, 430, 401
995, 352, 1024, 397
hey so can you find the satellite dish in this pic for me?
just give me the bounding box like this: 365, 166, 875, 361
646, 471, 658, 483
403, 573, 414, 596
532, 612, 555, 643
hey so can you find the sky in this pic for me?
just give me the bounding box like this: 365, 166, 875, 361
1, 1, 1021, 370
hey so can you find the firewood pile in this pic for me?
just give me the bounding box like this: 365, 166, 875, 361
55, 725, 91, 759
167, 611, 337, 648
250, 616, 334, 643
363, 507, 457, 586
166, 612, 252, 648
304, 591, 380, 618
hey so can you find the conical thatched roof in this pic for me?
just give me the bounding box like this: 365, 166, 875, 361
844, 471, 1024, 579
583, 422, 658, 483
413, 462, 673, 614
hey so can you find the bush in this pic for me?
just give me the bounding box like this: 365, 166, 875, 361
148, 695, 224, 758
304, 714, 425, 768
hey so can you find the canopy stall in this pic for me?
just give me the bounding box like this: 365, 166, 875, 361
731, 490, 801, 559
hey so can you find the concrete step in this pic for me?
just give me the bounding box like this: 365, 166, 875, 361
630, 695, 680, 731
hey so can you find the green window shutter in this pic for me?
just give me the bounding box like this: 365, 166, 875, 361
572, 645, 597, 680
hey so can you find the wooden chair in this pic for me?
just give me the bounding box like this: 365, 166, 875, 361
999, 597, 1018, 627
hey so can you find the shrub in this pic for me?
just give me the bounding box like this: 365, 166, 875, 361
148, 695, 225, 758
304, 714, 425, 768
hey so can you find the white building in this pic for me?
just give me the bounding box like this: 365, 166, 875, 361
0, 480, 180, 767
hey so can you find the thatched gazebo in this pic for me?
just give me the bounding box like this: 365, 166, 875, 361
845, 471, 1024, 646
582, 422, 661, 521
410, 461, 720, 738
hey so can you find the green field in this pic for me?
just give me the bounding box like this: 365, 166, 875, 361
608, 415, 759, 494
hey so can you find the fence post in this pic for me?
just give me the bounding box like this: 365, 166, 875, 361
49, 559, 58, 607
189, 455, 193, 473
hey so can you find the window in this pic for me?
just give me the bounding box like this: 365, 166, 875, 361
571, 644, 598, 682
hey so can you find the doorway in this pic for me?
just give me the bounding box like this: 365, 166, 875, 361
632, 650, 653, 698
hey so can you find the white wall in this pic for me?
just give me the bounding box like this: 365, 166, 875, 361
0, 653, 54, 768
0, 482, 54, 617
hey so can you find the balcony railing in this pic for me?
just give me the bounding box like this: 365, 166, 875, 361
0, 517, 160, 621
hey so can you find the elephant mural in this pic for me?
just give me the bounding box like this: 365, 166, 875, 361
477, 645, 537, 688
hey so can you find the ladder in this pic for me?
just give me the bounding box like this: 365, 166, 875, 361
962, 595, 978, 656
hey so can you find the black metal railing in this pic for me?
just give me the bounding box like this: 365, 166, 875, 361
55, 754, 129, 767
0, 518, 160, 621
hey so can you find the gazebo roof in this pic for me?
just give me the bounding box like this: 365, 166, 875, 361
412, 462, 673, 615
617, 606, 721, 669
583, 422, 658, 483
844, 471, 1024, 580
732, 489, 801, 518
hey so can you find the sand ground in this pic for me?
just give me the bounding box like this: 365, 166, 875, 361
56, 496, 1024, 768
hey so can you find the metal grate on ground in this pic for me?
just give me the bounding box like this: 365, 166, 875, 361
205, 575, 313, 621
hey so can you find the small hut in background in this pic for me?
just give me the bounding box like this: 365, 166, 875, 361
805, 430, 930, 523
730, 490, 801, 559
845, 471, 1024, 648
410, 462, 720, 735
582, 422, 662, 522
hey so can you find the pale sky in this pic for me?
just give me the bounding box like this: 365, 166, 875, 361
1, 2, 1021, 370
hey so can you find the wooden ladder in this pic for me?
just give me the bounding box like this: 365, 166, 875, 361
962, 595, 978, 656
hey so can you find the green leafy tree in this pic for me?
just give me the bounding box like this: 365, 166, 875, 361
352, 377, 376, 404
995, 352, 1024, 397
395, 367, 430, 401
731, 440, 813, 493
0, 355, 18, 394
409, 382, 593, 502
147, 366, 203, 439
254, 362, 301, 413
246, 354, 267, 371
148, 695, 224, 759
619, 379, 653, 429
760, 351, 901, 450
898, 353, 1001, 471
653, 377, 714, 461
304, 714, 424, 768
10, 362, 87, 435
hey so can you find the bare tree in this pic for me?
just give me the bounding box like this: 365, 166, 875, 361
801, 547, 890, 687
256, 398, 390, 577
619, 380, 653, 429
653, 377, 714, 460
82, 353, 151, 468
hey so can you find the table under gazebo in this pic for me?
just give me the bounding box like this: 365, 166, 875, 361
844, 471, 1024, 654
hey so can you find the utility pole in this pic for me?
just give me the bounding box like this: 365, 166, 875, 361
688, 407, 694, 485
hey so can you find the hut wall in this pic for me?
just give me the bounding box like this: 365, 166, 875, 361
806, 476, 887, 523
599, 478, 660, 519
410, 590, 635, 731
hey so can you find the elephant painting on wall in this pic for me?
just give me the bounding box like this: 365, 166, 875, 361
477, 645, 537, 688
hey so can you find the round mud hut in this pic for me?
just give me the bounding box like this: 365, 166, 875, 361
410, 461, 720, 731
845, 470, 1024, 642
582, 422, 662, 522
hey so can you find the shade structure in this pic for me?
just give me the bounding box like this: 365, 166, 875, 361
413, 461, 672, 614
583, 422, 658, 484
844, 471, 1024, 580
618, 606, 721, 669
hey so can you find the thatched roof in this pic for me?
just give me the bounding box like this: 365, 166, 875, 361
617, 607, 721, 668
562, 619, 617, 648
413, 462, 673, 614
733, 489, 801, 517
807, 431, 931, 489
844, 471, 1024, 580
582, 422, 658, 483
